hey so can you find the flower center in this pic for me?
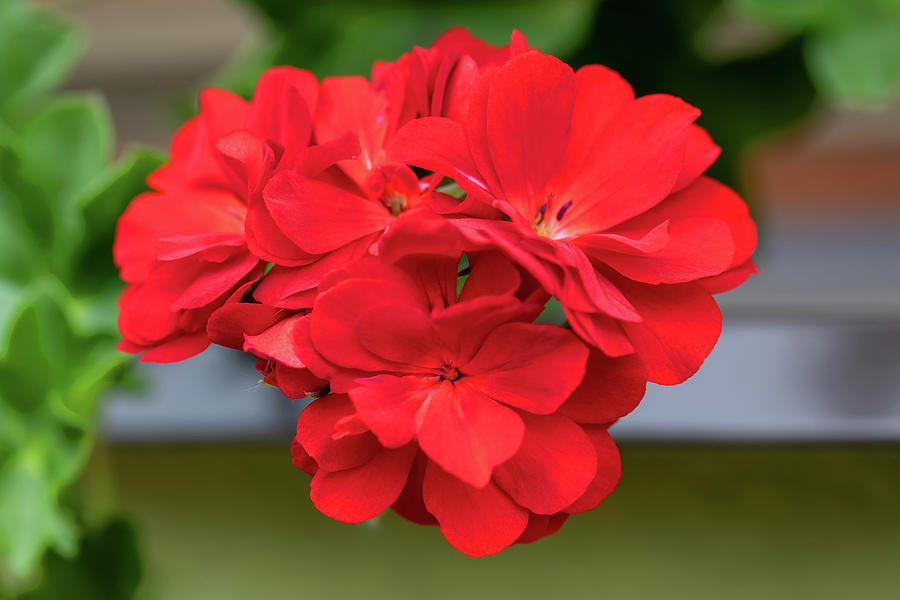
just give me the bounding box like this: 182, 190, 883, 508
532, 194, 572, 238
438, 362, 461, 382
382, 191, 408, 217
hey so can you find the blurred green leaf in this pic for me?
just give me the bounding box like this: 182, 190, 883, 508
16, 518, 141, 600
732, 0, 900, 105
217, 0, 598, 97
807, 17, 900, 105
70, 149, 164, 296
17, 95, 113, 221
568, 0, 816, 197
0, 292, 71, 414
0, 145, 50, 279
0, 0, 146, 588
0, 440, 80, 579
0, 0, 83, 121
0, 280, 24, 348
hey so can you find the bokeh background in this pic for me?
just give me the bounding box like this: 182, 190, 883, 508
1, 0, 899, 598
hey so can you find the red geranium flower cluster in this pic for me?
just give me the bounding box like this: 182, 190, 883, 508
115, 28, 756, 556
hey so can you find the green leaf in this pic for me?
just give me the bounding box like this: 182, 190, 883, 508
17, 96, 113, 208
731, 0, 900, 105
0, 279, 24, 351
0, 145, 50, 280
16, 518, 142, 600
807, 18, 900, 105
0, 0, 84, 120
0, 294, 70, 414
15, 96, 115, 272
221, 0, 597, 95
69, 148, 164, 295
0, 441, 79, 579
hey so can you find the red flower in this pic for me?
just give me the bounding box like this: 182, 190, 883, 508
372, 27, 528, 128
115, 67, 353, 359
288, 343, 645, 556
390, 51, 757, 384
268, 220, 642, 555
249, 30, 533, 308
113, 27, 758, 556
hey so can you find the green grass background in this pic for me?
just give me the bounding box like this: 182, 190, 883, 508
108, 444, 900, 599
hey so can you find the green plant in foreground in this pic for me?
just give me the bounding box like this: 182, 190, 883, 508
0, 0, 161, 595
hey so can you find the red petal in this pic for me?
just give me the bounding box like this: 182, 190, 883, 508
272, 364, 327, 399
564, 307, 635, 356
207, 301, 290, 350
582, 216, 735, 284
310, 443, 417, 523
485, 51, 576, 212
423, 460, 528, 557
493, 413, 596, 514
291, 436, 318, 475
416, 380, 524, 488
138, 331, 210, 363
457, 252, 522, 302
264, 172, 390, 254
247, 66, 317, 148
557, 351, 647, 424
297, 395, 381, 471
252, 238, 370, 308
515, 512, 569, 545
388, 117, 488, 194
356, 304, 445, 369
243, 313, 308, 368
315, 76, 389, 187
431, 295, 540, 366
618, 278, 722, 385
615, 176, 756, 272
564, 426, 621, 514
390, 452, 438, 526
463, 322, 588, 414
114, 190, 245, 282
349, 375, 435, 448
698, 258, 758, 294
672, 125, 720, 193
309, 279, 411, 372
565, 65, 634, 175
551, 94, 700, 236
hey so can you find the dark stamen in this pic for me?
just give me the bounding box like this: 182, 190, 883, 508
533, 203, 548, 225
556, 201, 572, 221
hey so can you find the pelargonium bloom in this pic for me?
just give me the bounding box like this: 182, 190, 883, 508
251, 30, 532, 306
390, 50, 757, 384
264, 219, 643, 555
114, 67, 337, 360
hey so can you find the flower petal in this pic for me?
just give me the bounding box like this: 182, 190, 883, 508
557, 351, 647, 424
264, 172, 390, 254
423, 460, 528, 557
349, 375, 435, 448
463, 322, 588, 414
485, 51, 576, 211
493, 413, 596, 514
310, 443, 417, 523
416, 380, 524, 488
564, 426, 621, 514
298, 395, 381, 471
618, 278, 722, 385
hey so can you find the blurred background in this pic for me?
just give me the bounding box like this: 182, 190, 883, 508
1, 0, 899, 598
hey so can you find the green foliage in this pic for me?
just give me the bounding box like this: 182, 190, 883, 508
16, 518, 142, 600
0, 0, 83, 124
567, 0, 817, 198
216, 0, 598, 97
732, 0, 900, 106
0, 0, 161, 593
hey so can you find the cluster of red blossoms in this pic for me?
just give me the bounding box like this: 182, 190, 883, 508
115, 28, 756, 556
